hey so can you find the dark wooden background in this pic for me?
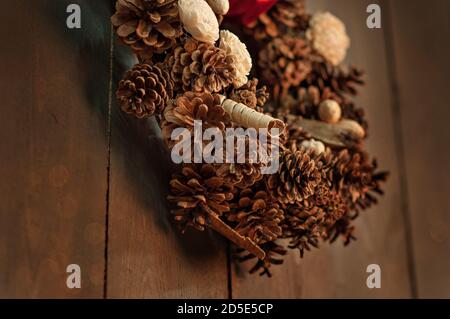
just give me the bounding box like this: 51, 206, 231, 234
1, 0, 449, 298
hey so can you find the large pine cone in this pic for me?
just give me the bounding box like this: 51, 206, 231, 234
168, 38, 238, 93
116, 63, 174, 118
227, 188, 284, 245
267, 148, 325, 205
168, 163, 234, 232
246, 0, 310, 40
111, 0, 183, 54
259, 36, 312, 100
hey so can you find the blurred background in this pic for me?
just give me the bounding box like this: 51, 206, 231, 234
0, 0, 449, 298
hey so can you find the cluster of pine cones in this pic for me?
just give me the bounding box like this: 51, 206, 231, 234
112, 0, 388, 276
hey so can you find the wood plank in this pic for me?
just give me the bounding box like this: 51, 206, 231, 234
231, 0, 412, 298
386, 0, 450, 298
106, 50, 228, 297
0, 1, 111, 297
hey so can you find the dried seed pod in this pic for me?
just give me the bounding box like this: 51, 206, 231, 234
318, 99, 341, 124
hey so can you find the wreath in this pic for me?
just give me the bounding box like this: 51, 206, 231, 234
111, 0, 388, 276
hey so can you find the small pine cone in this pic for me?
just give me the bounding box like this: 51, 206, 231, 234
167, 38, 238, 93
306, 60, 365, 98
259, 36, 312, 100
111, 0, 183, 54
324, 214, 356, 246
229, 78, 269, 112
215, 163, 263, 190
227, 188, 284, 245
267, 148, 324, 205
238, 241, 287, 277
168, 163, 234, 232
116, 63, 174, 118
246, 0, 310, 40
161, 91, 231, 148
330, 149, 388, 212
283, 205, 325, 257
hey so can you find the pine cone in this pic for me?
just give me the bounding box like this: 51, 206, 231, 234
116, 63, 174, 118
246, 0, 310, 40
238, 241, 287, 277
161, 91, 231, 148
168, 163, 234, 232
111, 0, 183, 54
229, 78, 269, 112
259, 36, 312, 100
168, 38, 238, 93
267, 148, 324, 205
330, 149, 388, 211
306, 60, 365, 99
227, 188, 284, 245
283, 205, 324, 257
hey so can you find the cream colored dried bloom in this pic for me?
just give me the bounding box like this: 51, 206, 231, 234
301, 139, 326, 155
206, 0, 229, 15
178, 0, 219, 43
219, 30, 252, 88
306, 12, 350, 66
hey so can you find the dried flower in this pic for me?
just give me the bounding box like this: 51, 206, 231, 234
219, 30, 252, 88
306, 12, 350, 66
178, 0, 219, 43
207, 0, 230, 15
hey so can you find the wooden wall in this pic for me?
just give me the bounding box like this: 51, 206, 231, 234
0, 0, 449, 298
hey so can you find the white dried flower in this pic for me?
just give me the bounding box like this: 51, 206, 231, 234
301, 139, 326, 155
206, 0, 229, 15
318, 99, 341, 124
219, 30, 252, 88
306, 11, 350, 66
178, 0, 219, 43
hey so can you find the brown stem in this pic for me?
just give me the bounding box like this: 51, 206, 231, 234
206, 212, 266, 260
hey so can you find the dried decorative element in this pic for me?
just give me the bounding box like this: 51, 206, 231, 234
267, 148, 324, 205
228, 188, 284, 245
293, 117, 365, 148
246, 0, 310, 40
330, 149, 388, 210
219, 30, 252, 87
111, 0, 183, 54
207, 0, 230, 15
259, 35, 311, 99
229, 78, 269, 112
219, 95, 285, 131
306, 12, 350, 66
318, 99, 341, 124
168, 163, 233, 231
168, 38, 237, 93
300, 139, 325, 155
178, 0, 219, 43
238, 241, 287, 277
116, 63, 174, 118
162, 91, 231, 147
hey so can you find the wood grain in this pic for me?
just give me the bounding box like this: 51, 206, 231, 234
105, 49, 228, 298
386, 0, 450, 298
231, 0, 412, 298
0, 1, 111, 298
